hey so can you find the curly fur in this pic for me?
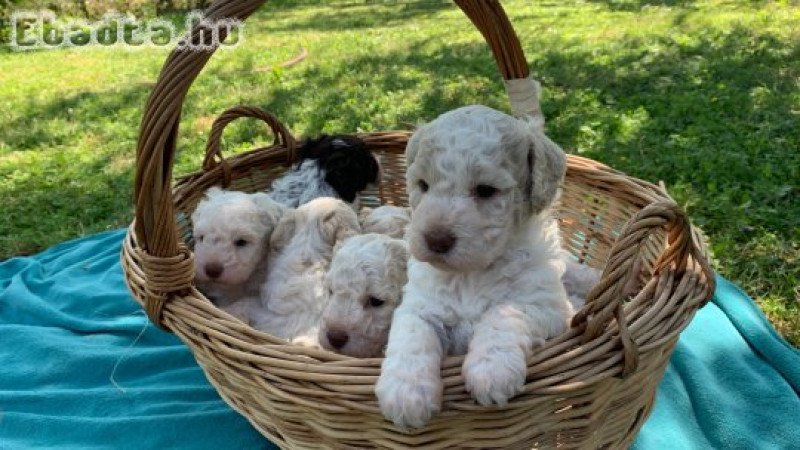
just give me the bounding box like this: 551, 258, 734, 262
252, 197, 361, 343
358, 205, 411, 239
319, 234, 409, 357
268, 135, 380, 208
376, 105, 573, 428
190, 187, 287, 319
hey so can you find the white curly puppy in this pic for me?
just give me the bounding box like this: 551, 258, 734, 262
358, 205, 411, 239
191, 187, 287, 320
319, 233, 409, 357
375, 105, 573, 428
252, 197, 361, 343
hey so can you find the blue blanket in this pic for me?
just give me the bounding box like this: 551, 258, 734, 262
1, 230, 798, 449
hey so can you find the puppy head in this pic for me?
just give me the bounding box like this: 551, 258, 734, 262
319, 234, 409, 357
299, 135, 380, 203
191, 187, 286, 285
358, 205, 411, 239
270, 197, 361, 252
405, 105, 566, 271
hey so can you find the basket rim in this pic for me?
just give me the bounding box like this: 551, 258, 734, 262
123, 147, 714, 370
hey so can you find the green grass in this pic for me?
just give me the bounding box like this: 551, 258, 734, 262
1, 0, 798, 345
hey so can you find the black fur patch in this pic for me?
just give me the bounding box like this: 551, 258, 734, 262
298, 135, 380, 202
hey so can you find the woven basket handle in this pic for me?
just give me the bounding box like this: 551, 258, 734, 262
133, 0, 532, 259
571, 200, 716, 376
134, 0, 267, 260
202, 106, 297, 183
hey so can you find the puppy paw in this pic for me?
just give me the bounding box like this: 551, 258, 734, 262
463, 349, 526, 406
375, 370, 442, 428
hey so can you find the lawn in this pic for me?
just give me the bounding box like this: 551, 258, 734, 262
0, 0, 797, 344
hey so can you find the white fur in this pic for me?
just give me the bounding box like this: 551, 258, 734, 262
252, 197, 361, 342
319, 233, 409, 357
376, 105, 573, 428
191, 187, 287, 320
358, 205, 411, 239
561, 254, 602, 310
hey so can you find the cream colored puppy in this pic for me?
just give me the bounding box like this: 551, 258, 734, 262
191, 187, 287, 320
376, 105, 573, 428
319, 233, 409, 357
252, 197, 361, 343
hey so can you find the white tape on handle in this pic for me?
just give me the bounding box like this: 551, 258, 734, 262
504, 76, 545, 128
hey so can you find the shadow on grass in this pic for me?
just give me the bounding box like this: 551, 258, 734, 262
0, 151, 136, 257
534, 26, 798, 236
248, 40, 503, 132
260, 0, 452, 32
586, 0, 697, 11
0, 86, 150, 152
0, 84, 153, 257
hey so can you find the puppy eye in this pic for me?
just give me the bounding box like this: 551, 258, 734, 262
234, 239, 249, 247
196, 235, 204, 243
418, 179, 429, 193
475, 184, 498, 199
368, 297, 385, 307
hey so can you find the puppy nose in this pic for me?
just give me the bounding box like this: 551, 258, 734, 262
326, 330, 349, 349
424, 229, 456, 254
204, 263, 224, 279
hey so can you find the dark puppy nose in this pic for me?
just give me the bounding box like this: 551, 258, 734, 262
204, 263, 224, 279
425, 229, 456, 254
326, 330, 349, 349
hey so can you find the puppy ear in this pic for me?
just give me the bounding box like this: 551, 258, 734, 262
297, 135, 328, 160
384, 238, 409, 264
526, 129, 567, 215
404, 123, 427, 166
321, 205, 361, 248
269, 209, 297, 252
383, 239, 410, 288
330, 224, 357, 256
192, 186, 223, 223
251, 193, 288, 228
334, 218, 360, 247
322, 151, 359, 202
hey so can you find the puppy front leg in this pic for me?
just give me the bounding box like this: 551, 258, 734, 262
463, 304, 541, 406
375, 312, 444, 428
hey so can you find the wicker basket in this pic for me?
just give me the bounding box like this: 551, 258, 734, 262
121, 1, 715, 448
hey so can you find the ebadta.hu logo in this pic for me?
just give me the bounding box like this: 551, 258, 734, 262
7, 10, 244, 51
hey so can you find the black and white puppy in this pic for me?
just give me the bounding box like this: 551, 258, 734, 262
268, 135, 380, 208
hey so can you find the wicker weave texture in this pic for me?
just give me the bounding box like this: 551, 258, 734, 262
121, 0, 715, 448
